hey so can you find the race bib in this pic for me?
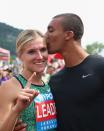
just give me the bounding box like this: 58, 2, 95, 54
35, 91, 57, 131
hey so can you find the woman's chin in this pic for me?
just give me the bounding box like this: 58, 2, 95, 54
36, 70, 44, 74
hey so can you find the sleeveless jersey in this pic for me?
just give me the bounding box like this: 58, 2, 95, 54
15, 74, 57, 131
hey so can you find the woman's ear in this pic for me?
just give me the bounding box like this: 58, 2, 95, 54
64, 31, 74, 40
17, 52, 22, 60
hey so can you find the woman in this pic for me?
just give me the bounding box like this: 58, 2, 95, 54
0, 30, 57, 131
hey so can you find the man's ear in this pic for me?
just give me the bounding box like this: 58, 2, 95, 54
64, 31, 74, 40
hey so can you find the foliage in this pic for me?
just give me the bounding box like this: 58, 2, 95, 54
0, 22, 22, 55
85, 42, 104, 55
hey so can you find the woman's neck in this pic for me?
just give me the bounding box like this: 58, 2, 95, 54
21, 70, 43, 85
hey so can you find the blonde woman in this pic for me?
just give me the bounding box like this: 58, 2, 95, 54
0, 30, 57, 131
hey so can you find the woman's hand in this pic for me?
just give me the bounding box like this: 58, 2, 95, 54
13, 72, 39, 113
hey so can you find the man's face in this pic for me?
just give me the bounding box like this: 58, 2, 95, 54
46, 17, 66, 54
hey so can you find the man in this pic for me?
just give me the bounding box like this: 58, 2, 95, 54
46, 13, 104, 131
15, 13, 104, 131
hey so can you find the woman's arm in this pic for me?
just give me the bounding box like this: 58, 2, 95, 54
0, 88, 38, 131
0, 107, 20, 131
0, 80, 19, 131
0, 72, 38, 131
0, 87, 38, 131
0, 73, 38, 131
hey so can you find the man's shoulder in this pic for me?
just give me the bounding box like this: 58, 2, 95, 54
87, 55, 104, 68
91, 55, 104, 62
49, 68, 66, 87
92, 55, 104, 67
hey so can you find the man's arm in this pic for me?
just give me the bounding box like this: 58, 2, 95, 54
13, 120, 27, 131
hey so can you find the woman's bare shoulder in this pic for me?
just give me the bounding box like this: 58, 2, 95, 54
0, 77, 22, 101
0, 77, 21, 89
0, 77, 22, 120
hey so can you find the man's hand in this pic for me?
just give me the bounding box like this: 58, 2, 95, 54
14, 120, 27, 131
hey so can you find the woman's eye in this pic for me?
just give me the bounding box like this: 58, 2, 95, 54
27, 50, 35, 54
41, 48, 47, 52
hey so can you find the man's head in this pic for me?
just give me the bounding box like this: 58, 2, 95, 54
46, 13, 84, 54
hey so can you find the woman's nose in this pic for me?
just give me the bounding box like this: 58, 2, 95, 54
36, 51, 43, 59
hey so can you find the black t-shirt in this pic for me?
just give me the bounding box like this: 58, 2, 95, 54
49, 55, 104, 131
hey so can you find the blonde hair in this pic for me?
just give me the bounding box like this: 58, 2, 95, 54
16, 29, 44, 55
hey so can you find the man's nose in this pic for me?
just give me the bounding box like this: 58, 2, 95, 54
44, 32, 49, 38
44, 32, 47, 36
44, 33, 49, 44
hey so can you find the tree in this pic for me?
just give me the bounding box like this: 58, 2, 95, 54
85, 42, 104, 55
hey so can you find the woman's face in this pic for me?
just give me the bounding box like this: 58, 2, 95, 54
20, 37, 48, 73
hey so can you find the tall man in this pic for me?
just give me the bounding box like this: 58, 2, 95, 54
46, 13, 104, 131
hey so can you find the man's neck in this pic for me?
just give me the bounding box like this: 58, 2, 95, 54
61, 42, 89, 67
